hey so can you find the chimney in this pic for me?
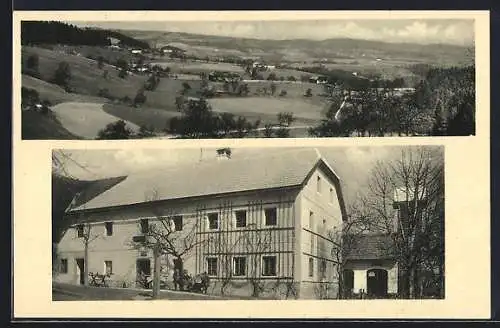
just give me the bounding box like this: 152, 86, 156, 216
216, 148, 232, 160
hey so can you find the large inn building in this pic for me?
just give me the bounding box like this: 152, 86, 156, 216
54, 148, 406, 299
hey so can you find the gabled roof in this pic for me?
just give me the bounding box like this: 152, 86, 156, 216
68, 148, 347, 219
344, 234, 395, 260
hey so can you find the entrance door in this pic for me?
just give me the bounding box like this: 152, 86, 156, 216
342, 269, 354, 297
76, 258, 85, 285
366, 269, 388, 297
136, 259, 151, 287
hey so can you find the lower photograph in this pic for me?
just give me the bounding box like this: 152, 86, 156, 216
51, 145, 444, 301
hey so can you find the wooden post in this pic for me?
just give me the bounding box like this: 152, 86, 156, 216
152, 245, 161, 299
83, 240, 89, 287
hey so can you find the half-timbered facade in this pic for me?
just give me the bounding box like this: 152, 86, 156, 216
54, 148, 348, 299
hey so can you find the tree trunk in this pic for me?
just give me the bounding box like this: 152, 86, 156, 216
399, 266, 410, 299
409, 267, 416, 299
83, 241, 89, 287
439, 261, 445, 298
152, 246, 161, 299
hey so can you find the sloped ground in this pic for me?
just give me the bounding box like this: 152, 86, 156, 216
22, 110, 79, 140
51, 102, 140, 139
22, 75, 108, 105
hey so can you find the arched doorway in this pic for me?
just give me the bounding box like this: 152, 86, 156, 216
366, 269, 388, 297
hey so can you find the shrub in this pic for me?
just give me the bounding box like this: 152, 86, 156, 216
118, 68, 128, 79
133, 91, 147, 107
52, 61, 72, 88
98, 88, 110, 98
137, 125, 155, 138
97, 56, 105, 69
96, 120, 132, 139
267, 72, 278, 81
21, 87, 40, 107
264, 124, 274, 138
279, 90, 287, 97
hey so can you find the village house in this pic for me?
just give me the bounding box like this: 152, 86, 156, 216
342, 187, 429, 298
54, 148, 349, 299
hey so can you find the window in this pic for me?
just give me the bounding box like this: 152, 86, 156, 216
264, 208, 277, 226
309, 211, 314, 231
262, 256, 277, 276
172, 216, 183, 231
233, 257, 246, 276
105, 222, 113, 236
206, 257, 218, 276
308, 257, 314, 277
208, 213, 219, 230
235, 210, 247, 228
76, 224, 84, 238
317, 176, 322, 193
140, 219, 149, 233
60, 259, 68, 274
319, 260, 327, 279
329, 187, 334, 203
104, 261, 113, 275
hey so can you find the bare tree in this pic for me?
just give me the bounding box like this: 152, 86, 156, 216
243, 225, 273, 297
130, 190, 205, 299
277, 112, 295, 127
73, 211, 100, 287
328, 204, 371, 299
357, 146, 444, 298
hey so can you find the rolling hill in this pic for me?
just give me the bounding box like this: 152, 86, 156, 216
119, 29, 473, 66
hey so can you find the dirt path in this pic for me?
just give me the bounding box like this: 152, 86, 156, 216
51, 102, 140, 139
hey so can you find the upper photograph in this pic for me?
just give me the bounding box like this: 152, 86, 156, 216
19, 18, 475, 140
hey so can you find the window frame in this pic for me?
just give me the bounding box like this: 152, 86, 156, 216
104, 260, 113, 275
105, 221, 113, 236
233, 256, 247, 277
234, 210, 247, 228
207, 212, 219, 230
76, 224, 84, 238
60, 258, 68, 274
264, 207, 277, 226
172, 215, 183, 231
319, 259, 327, 279
206, 257, 218, 277
140, 219, 149, 234
261, 255, 277, 277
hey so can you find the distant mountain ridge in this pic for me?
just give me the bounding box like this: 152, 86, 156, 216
113, 28, 471, 49
118, 29, 472, 65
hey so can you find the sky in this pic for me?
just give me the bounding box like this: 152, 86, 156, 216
54, 146, 431, 206
74, 19, 474, 46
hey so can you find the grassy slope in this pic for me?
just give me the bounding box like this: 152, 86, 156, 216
22, 74, 107, 105
123, 29, 472, 65
21, 46, 328, 136
102, 103, 179, 131
22, 46, 147, 99
22, 110, 80, 140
